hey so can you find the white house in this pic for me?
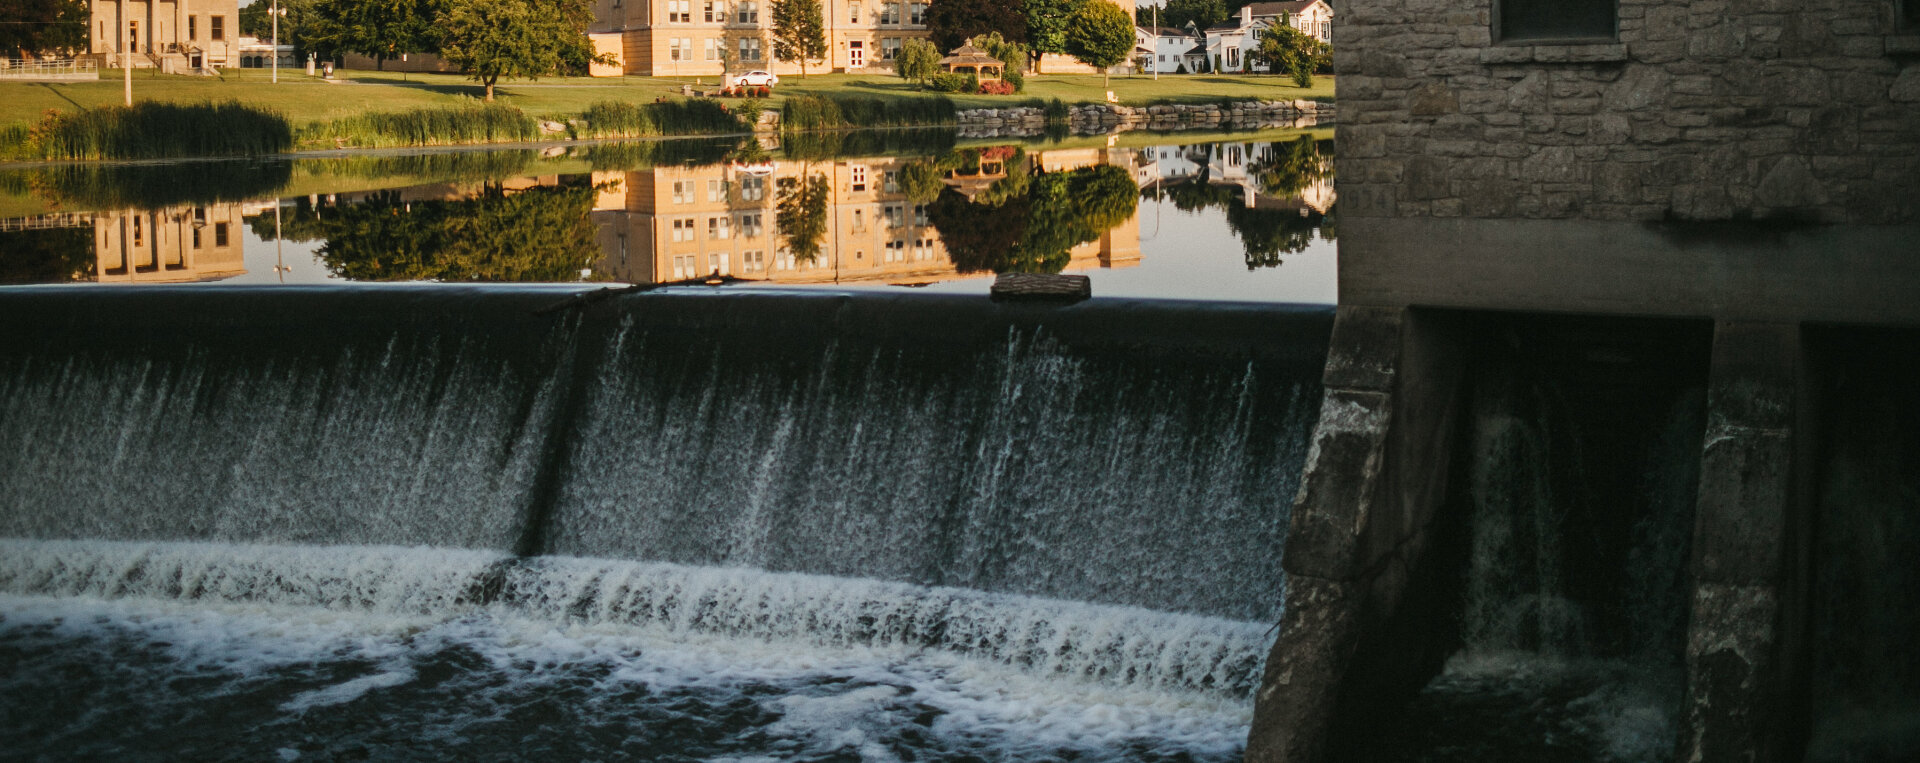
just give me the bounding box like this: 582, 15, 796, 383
1134, 25, 1203, 74
1204, 0, 1333, 74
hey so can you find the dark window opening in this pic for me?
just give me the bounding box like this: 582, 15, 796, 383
214, 222, 229, 247
1904, 0, 1919, 29
212, 16, 225, 41
1497, 0, 1616, 42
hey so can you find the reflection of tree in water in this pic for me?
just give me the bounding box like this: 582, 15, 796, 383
776, 172, 831, 265
1151, 137, 1336, 270
923, 148, 1138, 275
1249, 136, 1332, 199
0, 228, 93, 284
265, 181, 605, 282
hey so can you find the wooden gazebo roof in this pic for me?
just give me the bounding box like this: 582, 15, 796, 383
940, 44, 1005, 79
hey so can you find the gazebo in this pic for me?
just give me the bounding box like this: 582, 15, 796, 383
939, 44, 1004, 81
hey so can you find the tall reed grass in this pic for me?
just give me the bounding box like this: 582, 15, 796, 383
301, 103, 539, 148
20, 102, 292, 161
780, 95, 957, 131
576, 99, 746, 139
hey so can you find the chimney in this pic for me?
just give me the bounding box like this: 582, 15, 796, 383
1241, 5, 1253, 26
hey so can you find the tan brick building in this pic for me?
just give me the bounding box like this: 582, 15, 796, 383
85, 0, 242, 73
91, 205, 247, 283
588, 0, 1135, 77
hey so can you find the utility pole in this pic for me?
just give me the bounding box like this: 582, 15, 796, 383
1152, 2, 1159, 81
271, 0, 279, 83
121, 0, 132, 106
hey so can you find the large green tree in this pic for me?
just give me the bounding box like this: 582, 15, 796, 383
0, 0, 87, 58
925, 0, 1026, 53
1023, 0, 1085, 62
1141, 0, 1227, 31
438, 0, 601, 100
241, 0, 324, 58
306, 0, 442, 68
1063, 0, 1133, 87
925, 152, 1138, 275
1249, 20, 1329, 88
770, 0, 827, 78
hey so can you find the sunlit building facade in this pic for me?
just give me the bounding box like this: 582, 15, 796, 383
84, 0, 242, 72
91, 205, 247, 283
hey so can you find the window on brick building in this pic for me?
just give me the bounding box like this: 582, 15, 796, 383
1495, 0, 1615, 42
211, 16, 225, 40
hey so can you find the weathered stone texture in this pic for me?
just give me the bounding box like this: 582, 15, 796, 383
1335, 0, 1920, 223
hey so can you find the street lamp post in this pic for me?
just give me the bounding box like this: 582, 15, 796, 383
271, 0, 281, 83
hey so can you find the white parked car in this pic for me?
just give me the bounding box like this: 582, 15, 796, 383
730, 71, 779, 88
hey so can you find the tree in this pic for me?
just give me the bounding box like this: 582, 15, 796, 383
307, 0, 442, 69
0, 0, 87, 58
925, 0, 1026, 53
1024, 0, 1085, 63
300, 184, 605, 282
1152, 0, 1226, 31
895, 38, 941, 83
969, 32, 1027, 92
1248, 20, 1328, 88
776, 172, 830, 265
1063, 0, 1133, 88
438, 0, 602, 101
770, 0, 827, 78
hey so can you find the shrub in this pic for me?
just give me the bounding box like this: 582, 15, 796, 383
303, 102, 536, 148
780, 94, 957, 130
978, 80, 1016, 96
926, 72, 978, 93
757, 86, 771, 97
574, 99, 745, 139
25, 102, 292, 161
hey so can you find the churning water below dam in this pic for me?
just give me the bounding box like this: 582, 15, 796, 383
0, 288, 1331, 761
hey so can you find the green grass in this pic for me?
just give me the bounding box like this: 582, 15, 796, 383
781, 94, 958, 130
576, 99, 744, 139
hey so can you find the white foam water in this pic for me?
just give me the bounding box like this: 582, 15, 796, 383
0, 540, 1259, 760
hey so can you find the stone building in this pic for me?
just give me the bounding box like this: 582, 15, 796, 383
1247, 1, 1920, 762
84, 0, 242, 72
1334, 0, 1919, 226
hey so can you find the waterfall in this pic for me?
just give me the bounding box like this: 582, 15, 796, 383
0, 288, 1330, 707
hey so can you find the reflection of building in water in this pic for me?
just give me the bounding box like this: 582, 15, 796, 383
591, 149, 1142, 286
92, 205, 246, 283
1138, 141, 1336, 213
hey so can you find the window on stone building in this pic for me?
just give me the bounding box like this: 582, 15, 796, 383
881, 37, 901, 59
1495, 0, 1615, 42
214, 222, 229, 247
1904, 0, 1920, 28
705, 1, 720, 22
880, 2, 900, 24
849, 2, 860, 23
909, 3, 926, 25
211, 16, 225, 41
740, 37, 762, 60
736, 1, 759, 24
705, 38, 722, 60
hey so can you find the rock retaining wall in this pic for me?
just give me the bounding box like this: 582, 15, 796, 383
954, 99, 1335, 138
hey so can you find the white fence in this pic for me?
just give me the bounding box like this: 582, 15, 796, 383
0, 59, 99, 81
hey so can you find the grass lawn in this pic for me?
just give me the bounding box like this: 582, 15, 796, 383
0, 68, 1332, 130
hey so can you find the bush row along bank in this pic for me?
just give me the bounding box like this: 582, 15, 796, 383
0, 92, 1324, 162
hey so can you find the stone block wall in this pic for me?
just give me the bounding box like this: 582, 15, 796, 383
1335, 0, 1920, 224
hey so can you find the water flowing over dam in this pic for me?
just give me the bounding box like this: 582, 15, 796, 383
0, 287, 1331, 760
